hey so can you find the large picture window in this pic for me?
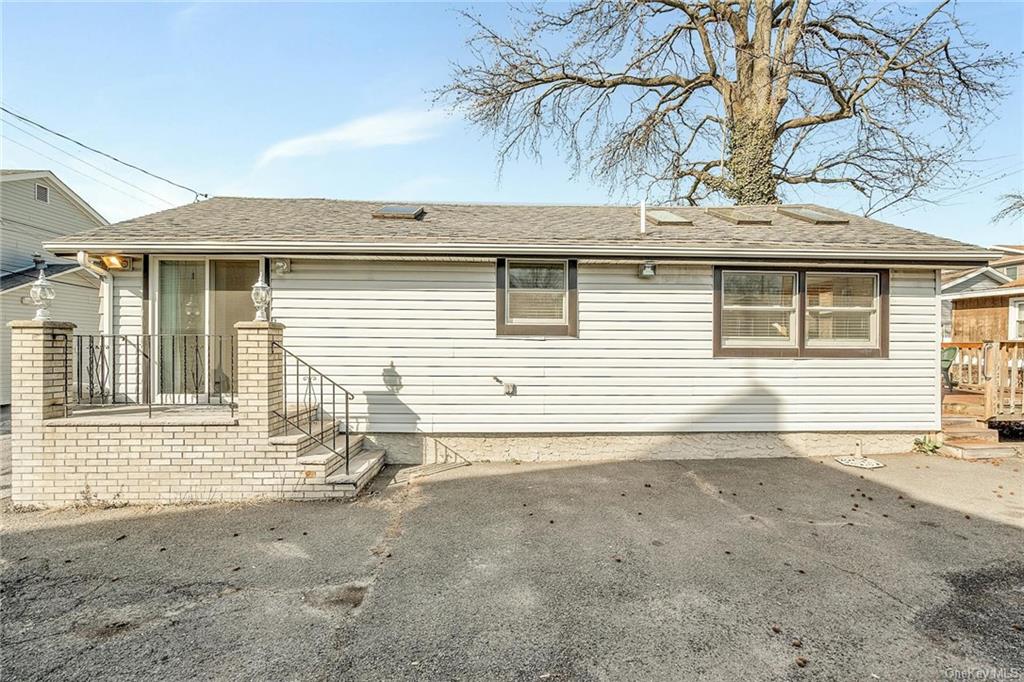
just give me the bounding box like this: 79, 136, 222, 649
497, 258, 578, 336
714, 268, 888, 358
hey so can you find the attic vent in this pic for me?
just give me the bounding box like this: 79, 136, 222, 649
706, 207, 772, 225
372, 205, 425, 220
777, 207, 849, 225
646, 210, 692, 226
34, 183, 49, 203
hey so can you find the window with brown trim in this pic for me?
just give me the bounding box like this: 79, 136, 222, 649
713, 267, 889, 358
496, 258, 578, 336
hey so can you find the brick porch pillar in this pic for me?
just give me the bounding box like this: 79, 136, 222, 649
234, 321, 285, 437
8, 320, 75, 505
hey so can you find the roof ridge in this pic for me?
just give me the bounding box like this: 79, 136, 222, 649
205, 196, 842, 211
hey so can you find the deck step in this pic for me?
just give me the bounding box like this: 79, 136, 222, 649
941, 402, 985, 417
325, 448, 386, 490
939, 438, 1017, 460
941, 415, 986, 427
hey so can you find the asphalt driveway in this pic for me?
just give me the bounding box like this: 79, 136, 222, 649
2, 455, 1022, 681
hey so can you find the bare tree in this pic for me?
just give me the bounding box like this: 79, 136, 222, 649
993, 193, 1024, 224
440, 0, 1014, 211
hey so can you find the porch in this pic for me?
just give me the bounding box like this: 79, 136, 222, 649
8, 320, 386, 506
941, 340, 1024, 421
939, 340, 1024, 459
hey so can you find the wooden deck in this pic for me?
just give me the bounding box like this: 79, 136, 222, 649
943, 341, 1024, 422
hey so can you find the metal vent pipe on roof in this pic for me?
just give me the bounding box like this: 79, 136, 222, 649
640, 200, 646, 236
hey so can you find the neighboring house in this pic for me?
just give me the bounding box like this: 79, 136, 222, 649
0, 170, 107, 404
944, 277, 1024, 342
991, 244, 1024, 281
942, 245, 1024, 342
40, 199, 991, 459
939, 266, 1010, 340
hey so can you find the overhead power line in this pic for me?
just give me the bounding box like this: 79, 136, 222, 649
3, 118, 174, 207
0, 104, 207, 201
1, 134, 169, 211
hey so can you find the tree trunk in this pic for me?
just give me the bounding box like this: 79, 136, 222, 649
725, 116, 778, 205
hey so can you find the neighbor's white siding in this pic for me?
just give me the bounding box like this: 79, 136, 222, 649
1, 270, 101, 404
1, 174, 107, 404
269, 260, 941, 434
0, 177, 100, 274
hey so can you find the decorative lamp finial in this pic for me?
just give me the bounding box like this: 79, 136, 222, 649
30, 268, 56, 321
251, 271, 271, 322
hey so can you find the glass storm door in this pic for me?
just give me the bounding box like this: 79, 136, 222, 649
209, 260, 260, 395
156, 259, 259, 402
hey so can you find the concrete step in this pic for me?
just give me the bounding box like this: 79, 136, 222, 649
942, 426, 1000, 442
939, 438, 1017, 460
269, 420, 338, 446
325, 448, 386, 492
282, 403, 319, 421
295, 435, 365, 465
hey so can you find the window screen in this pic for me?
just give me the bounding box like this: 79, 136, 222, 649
506, 261, 567, 323
805, 273, 878, 347
720, 271, 797, 347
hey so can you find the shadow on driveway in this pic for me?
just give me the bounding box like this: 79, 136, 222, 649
2, 456, 1022, 680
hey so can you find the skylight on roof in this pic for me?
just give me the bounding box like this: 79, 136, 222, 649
372, 205, 425, 220
706, 208, 772, 225
646, 210, 692, 226
776, 207, 849, 225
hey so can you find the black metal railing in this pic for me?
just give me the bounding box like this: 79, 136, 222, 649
65, 334, 236, 417
273, 341, 354, 475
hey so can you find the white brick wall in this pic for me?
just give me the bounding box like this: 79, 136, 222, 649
10, 320, 354, 507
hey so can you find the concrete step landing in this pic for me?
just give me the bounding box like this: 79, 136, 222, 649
938, 438, 1018, 460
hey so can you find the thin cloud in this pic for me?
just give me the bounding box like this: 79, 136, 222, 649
258, 109, 448, 166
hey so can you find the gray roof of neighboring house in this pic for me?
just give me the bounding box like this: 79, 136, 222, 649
45, 197, 993, 262
1, 263, 81, 292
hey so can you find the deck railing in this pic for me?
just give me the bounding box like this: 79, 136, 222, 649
984, 341, 1024, 420
65, 334, 236, 417
941, 342, 988, 392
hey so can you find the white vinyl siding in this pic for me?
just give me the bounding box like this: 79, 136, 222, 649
267, 260, 941, 434
0, 177, 100, 275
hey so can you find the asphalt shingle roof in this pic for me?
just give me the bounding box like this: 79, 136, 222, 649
47, 197, 990, 259
1, 263, 80, 292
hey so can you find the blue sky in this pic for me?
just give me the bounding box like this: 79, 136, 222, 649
2, 1, 1022, 245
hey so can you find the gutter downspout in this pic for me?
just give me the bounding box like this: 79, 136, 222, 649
77, 251, 113, 335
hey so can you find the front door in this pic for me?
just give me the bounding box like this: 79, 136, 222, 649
155, 258, 260, 402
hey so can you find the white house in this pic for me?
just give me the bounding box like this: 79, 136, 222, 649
40, 198, 993, 469
0, 170, 107, 405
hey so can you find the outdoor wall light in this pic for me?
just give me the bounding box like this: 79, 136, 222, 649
251, 272, 272, 322
101, 255, 132, 271
638, 261, 657, 279
29, 269, 56, 321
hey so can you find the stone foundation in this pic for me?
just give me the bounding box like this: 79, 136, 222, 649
368, 431, 924, 465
